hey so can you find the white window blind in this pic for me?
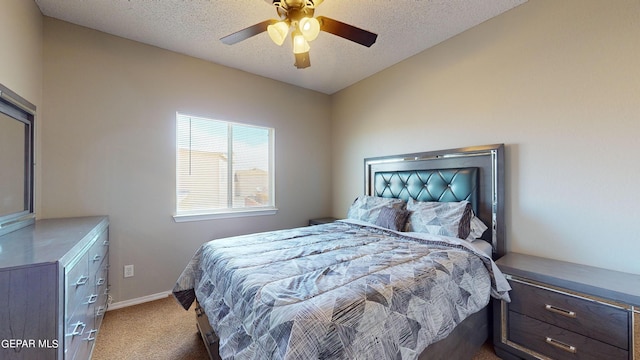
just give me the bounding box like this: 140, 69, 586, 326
176, 113, 275, 216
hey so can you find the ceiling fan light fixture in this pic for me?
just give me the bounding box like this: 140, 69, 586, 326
292, 32, 310, 54
267, 21, 289, 46
299, 17, 320, 41
294, 51, 311, 69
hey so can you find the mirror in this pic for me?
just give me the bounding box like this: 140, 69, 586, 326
0, 112, 27, 216
0, 83, 35, 236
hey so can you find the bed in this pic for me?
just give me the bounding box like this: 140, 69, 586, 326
173, 144, 510, 360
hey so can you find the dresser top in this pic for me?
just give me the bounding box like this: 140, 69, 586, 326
0, 216, 109, 269
497, 253, 640, 307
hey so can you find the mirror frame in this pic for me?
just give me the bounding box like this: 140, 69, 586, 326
0, 83, 36, 236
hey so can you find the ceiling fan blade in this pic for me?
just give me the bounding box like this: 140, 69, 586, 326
317, 16, 377, 47
220, 20, 277, 45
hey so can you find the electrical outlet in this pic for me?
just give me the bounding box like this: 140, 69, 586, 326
124, 264, 134, 278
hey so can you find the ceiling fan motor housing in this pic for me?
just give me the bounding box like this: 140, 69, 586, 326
267, 0, 321, 10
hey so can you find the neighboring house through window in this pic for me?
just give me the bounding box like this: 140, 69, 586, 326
174, 113, 276, 221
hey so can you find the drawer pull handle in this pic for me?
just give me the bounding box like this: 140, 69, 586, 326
75, 276, 89, 287
96, 306, 106, 316
85, 329, 98, 342
545, 337, 577, 354
103, 240, 109, 246
92, 254, 101, 262
96, 278, 105, 286
87, 294, 98, 304
68, 321, 86, 337
545, 304, 576, 318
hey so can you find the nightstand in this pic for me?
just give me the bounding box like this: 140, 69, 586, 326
308, 217, 338, 226
493, 253, 640, 360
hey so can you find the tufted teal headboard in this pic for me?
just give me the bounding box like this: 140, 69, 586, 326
364, 144, 505, 258
373, 168, 479, 214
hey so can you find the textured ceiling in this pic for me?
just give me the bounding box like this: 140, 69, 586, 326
35, 0, 527, 94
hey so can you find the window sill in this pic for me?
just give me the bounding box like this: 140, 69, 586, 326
173, 208, 278, 223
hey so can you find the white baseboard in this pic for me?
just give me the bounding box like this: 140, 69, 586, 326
107, 290, 172, 311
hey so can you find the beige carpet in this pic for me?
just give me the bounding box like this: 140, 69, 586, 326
93, 295, 501, 359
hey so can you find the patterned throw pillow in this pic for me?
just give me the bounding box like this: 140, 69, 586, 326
406, 198, 473, 239
347, 195, 406, 224
374, 206, 411, 231
466, 216, 489, 241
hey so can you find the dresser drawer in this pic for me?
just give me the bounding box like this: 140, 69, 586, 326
94, 253, 109, 330
66, 254, 91, 310
64, 305, 93, 360
509, 280, 629, 349
509, 311, 628, 360
88, 230, 109, 276
66, 293, 99, 360
95, 254, 109, 303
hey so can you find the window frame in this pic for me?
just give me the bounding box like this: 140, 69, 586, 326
173, 113, 277, 223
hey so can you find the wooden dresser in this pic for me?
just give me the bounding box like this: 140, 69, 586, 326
494, 253, 640, 360
0, 216, 109, 360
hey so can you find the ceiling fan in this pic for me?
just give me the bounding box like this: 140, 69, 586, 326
220, 0, 378, 69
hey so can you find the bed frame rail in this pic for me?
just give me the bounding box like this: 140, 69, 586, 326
195, 301, 221, 360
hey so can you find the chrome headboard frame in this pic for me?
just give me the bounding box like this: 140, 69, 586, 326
364, 144, 505, 258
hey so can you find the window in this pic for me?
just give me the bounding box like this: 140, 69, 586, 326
175, 113, 275, 221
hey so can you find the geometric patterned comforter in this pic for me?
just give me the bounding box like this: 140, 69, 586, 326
173, 220, 510, 360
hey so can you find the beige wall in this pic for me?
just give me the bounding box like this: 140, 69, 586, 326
331, 0, 640, 275
42, 18, 332, 302
0, 0, 43, 215
6, 0, 639, 305
0, 0, 42, 104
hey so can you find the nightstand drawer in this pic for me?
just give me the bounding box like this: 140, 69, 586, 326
509, 312, 628, 360
509, 280, 628, 349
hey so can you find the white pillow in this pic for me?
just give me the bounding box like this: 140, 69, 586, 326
466, 216, 489, 241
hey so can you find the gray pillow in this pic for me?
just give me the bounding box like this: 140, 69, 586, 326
374, 206, 411, 231
347, 195, 406, 224
406, 198, 472, 239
